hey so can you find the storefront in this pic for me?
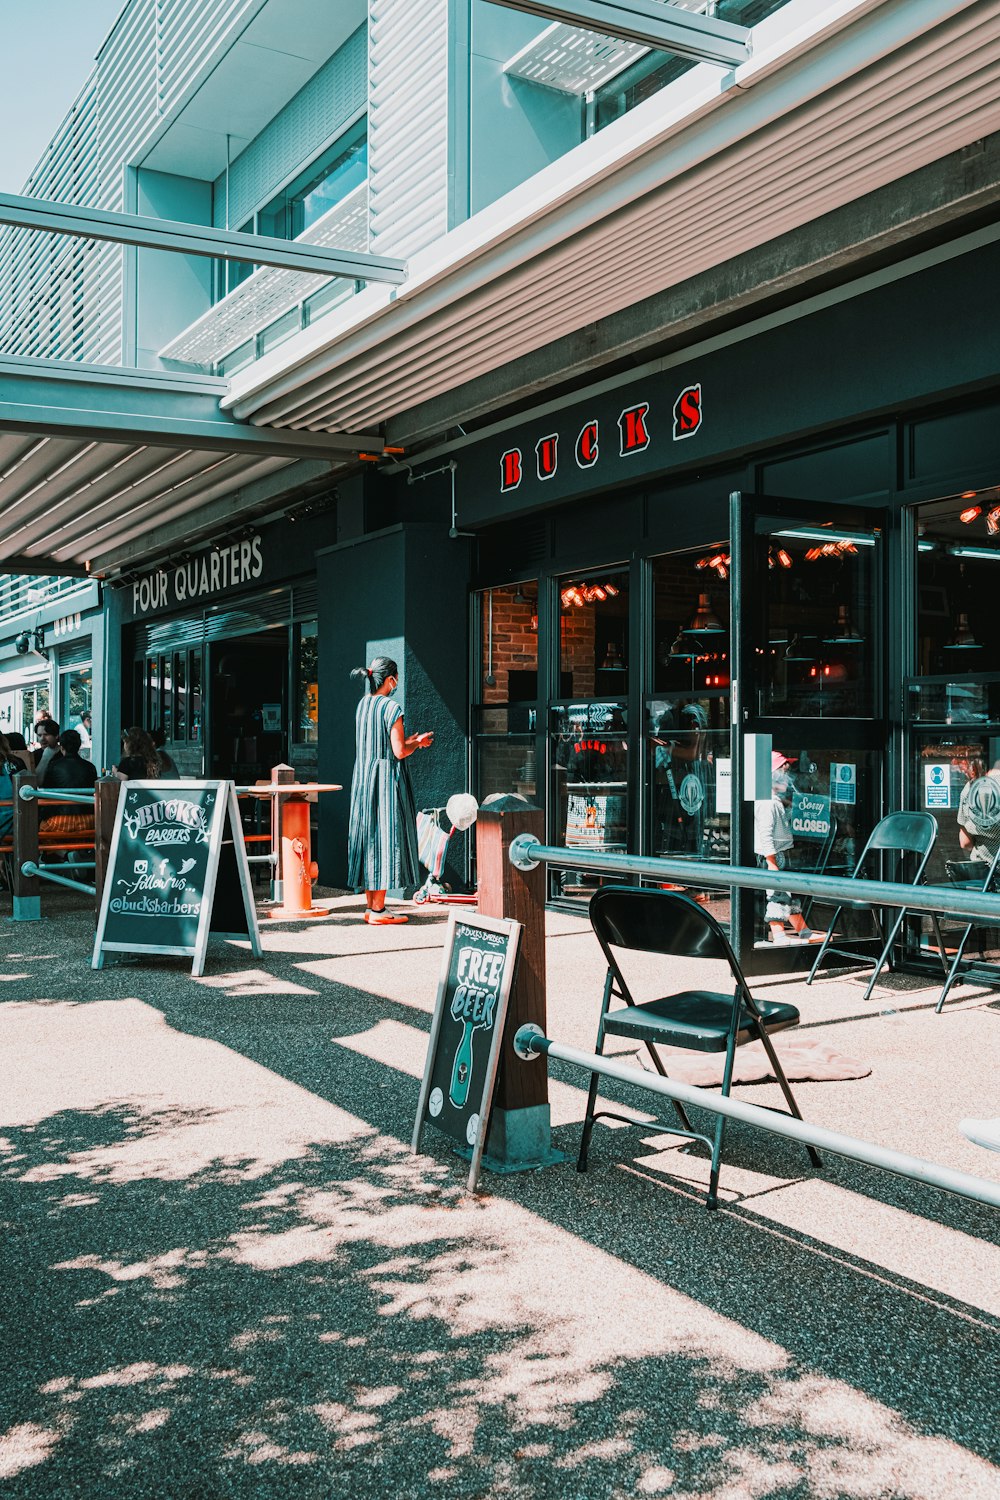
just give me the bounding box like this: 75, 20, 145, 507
0, 579, 103, 762
456, 231, 1000, 970
110, 514, 334, 784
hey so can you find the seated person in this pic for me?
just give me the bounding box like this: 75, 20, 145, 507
957, 760, 1000, 865
40, 730, 97, 834
4, 732, 35, 776
115, 726, 160, 781
0, 734, 26, 842
33, 719, 61, 785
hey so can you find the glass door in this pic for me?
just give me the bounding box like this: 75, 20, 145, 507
731, 493, 890, 972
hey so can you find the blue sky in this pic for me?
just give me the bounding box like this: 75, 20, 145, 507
0, 0, 125, 189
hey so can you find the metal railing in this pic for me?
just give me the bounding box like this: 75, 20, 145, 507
508, 836, 1000, 924
513, 1025, 1000, 1211
14, 784, 98, 898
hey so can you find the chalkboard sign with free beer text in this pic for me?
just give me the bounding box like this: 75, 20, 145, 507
412, 911, 522, 1192
92, 781, 261, 975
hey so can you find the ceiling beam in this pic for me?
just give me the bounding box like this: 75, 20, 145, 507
0, 191, 408, 284
486, 0, 751, 67
0, 557, 89, 577
0, 359, 382, 460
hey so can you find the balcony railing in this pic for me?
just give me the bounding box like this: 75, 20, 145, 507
159, 183, 369, 372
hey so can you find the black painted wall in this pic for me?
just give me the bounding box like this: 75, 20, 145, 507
317, 522, 472, 889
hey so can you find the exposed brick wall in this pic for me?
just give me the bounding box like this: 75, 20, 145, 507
481, 587, 538, 704
560, 607, 596, 698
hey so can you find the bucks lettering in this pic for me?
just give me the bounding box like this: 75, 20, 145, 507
672, 382, 703, 440
497, 378, 702, 492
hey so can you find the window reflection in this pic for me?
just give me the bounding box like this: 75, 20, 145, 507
559, 569, 629, 697
551, 701, 628, 901
653, 548, 730, 695
917, 486, 1000, 673
757, 522, 878, 717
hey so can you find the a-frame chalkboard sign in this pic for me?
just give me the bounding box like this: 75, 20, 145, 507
92, 781, 262, 976
412, 911, 522, 1192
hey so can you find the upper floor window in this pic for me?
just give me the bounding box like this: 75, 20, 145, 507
213, 119, 367, 303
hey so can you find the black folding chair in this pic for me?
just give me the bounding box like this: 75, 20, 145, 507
935, 846, 1000, 1012
805, 812, 944, 1001
578, 887, 820, 1210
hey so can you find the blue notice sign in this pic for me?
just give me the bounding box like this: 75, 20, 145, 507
924, 763, 951, 809
830, 763, 857, 806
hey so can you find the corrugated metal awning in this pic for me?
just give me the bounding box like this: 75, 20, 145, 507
0, 356, 383, 574
222, 0, 1000, 437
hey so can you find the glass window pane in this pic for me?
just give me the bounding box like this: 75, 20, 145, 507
550, 701, 628, 902
917, 488, 1000, 673
653, 548, 730, 695
160, 654, 172, 739
753, 747, 877, 948
756, 521, 879, 717
190, 653, 203, 742
558, 569, 629, 697
295, 622, 319, 745
480, 584, 538, 703
476, 706, 537, 803
259, 307, 302, 355
147, 656, 160, 734
174, 652, 187, 739
291, 133, 368, 236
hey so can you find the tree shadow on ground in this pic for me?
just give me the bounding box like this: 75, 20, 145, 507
3, 906, 1000, 1497
0, 1103, 890, 1500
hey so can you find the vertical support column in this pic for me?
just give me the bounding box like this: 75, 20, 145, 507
12, 772, 40, 921
476, 805, 563, 1171
94, 777, 121, 916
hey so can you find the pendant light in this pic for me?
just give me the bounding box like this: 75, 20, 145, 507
784, 634, 817, 662
822, 603, 864, 645
944, 563, 982, 651
682, 592, 725, 636
944, 611, 981, 650
669, 628, 697, 663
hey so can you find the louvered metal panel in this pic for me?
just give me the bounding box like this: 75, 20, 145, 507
0, 0, 270, 368
163, 184, 368, 365
56, 638, 94, 667
503, 1, 711, 94
0, 575, 92, 621
369, 0, 449, 257
215, 26, 367, 231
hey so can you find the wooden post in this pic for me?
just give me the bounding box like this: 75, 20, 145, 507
12, 772, 40, 921
476, 804, 562, 1170
94, 777, 121, 917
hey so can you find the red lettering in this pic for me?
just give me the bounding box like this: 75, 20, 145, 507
618, 403, 650, 455
535, 434, 558, 481
672, 382, 703, 440
576, 420, 599, 469
500, 448, 522, 492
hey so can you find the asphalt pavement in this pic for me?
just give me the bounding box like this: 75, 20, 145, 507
1, 884, 998, 1499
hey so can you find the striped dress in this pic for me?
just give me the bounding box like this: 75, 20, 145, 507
347, 693, 420, 892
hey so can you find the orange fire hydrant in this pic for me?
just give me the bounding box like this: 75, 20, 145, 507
280, 796, 321, 917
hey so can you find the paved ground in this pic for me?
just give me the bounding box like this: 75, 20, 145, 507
1, 884, 998, 1499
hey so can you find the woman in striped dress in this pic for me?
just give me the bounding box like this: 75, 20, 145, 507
347, 657, 434, 924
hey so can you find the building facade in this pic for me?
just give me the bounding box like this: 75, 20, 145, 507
3, 0, 1000, 960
